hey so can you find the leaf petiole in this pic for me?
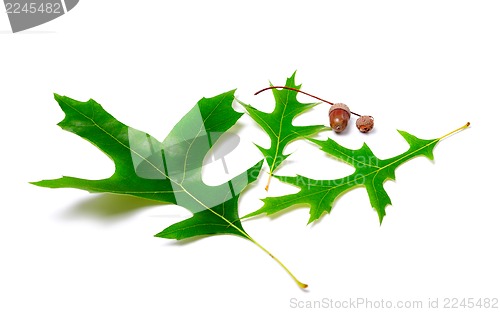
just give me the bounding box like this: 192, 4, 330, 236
439, 122, 471, 140
248, 237, 308, 289
265, 173, 273, 192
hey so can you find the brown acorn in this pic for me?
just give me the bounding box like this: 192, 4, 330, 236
329, 103, 351, 133
356, 115, 374, 133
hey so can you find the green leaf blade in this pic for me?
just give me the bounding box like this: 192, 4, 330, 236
241, 73, 328, 189
249, 130, 445, 224
34, 90, 261, 239
155, 196, 248, 240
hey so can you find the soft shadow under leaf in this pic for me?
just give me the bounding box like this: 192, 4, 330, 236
61, 193, 162, 221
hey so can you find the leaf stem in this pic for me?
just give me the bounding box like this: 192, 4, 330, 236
248, 237, 308, 289
255, 86, 362, 117
265, 173, 272, 191
439, 122, 470, 140
183, 187, 307, 288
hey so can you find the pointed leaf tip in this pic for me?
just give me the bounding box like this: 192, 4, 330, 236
378, 212, 385, 225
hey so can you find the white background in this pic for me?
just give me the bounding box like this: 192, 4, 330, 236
1, 1, 499, 311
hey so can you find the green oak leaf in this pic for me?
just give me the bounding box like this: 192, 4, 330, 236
245, 124, 470, 224
32, 91, 307, 288
237, 72, 328, 190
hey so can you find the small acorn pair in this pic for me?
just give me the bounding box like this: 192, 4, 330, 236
255, 86, 374, 134
329, 103, 374, 133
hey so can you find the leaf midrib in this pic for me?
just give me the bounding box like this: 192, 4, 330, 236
268, 90, 290, 173
180, 93, 228, 184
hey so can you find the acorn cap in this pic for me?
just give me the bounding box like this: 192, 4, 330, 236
356, 115, 374, 133
329, 103, 351, 117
